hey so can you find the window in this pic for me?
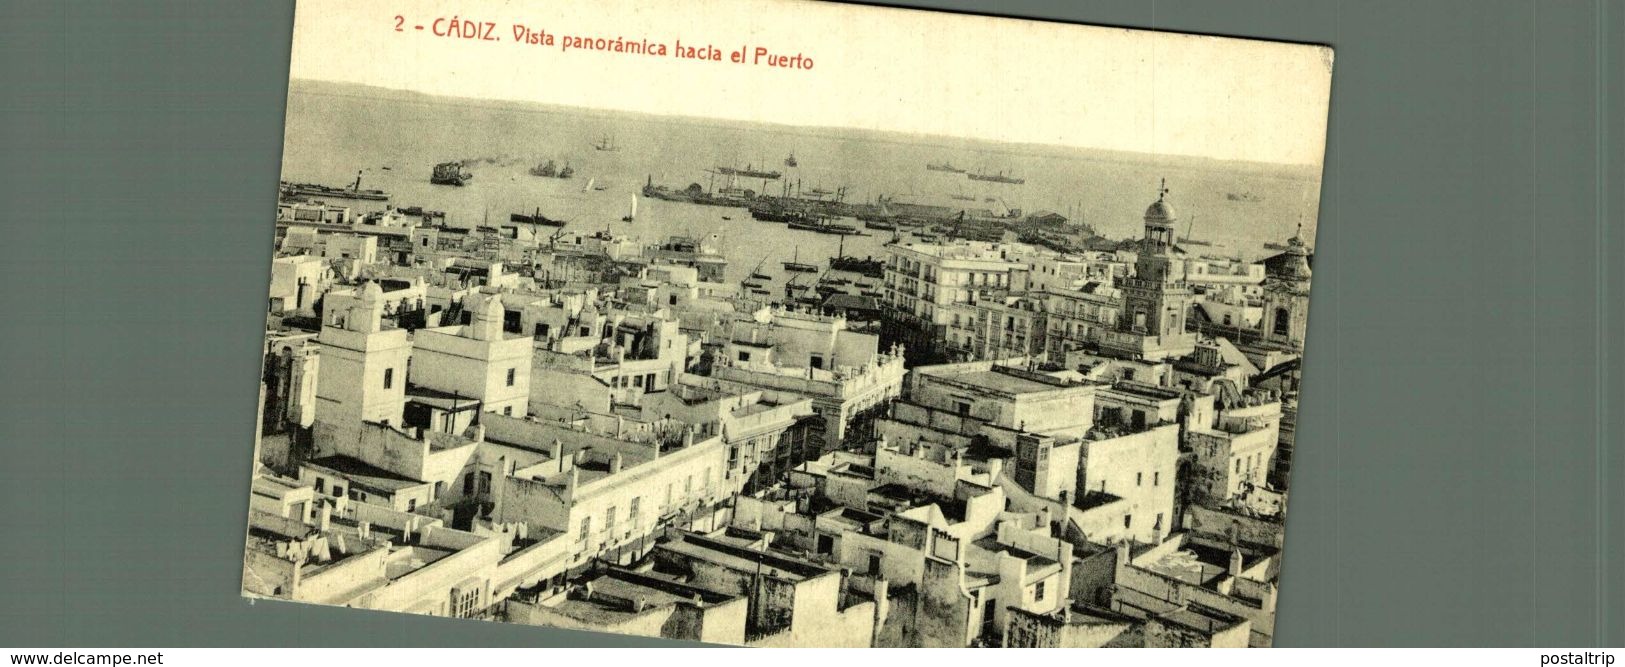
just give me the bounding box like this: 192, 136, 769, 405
579, 517, 592, 542
331, 485, 344, 498
450, 587, 481, 619
1123, 368, 1136, 381
383, 368, 394, 389
1235, 458, 1242, 473
1123, 514, 1132, 529
809, 354, 824, 370
605, 506, 616, 535
867, 553, 882, 575
1034, 581, 1046, 602
738, 351, 751, 362
502, 406, 512, 416
1273, 307, 1291, 336
955, 401, 971, 416
506, 368, 516, 386
1136, 472, 1143, 486
669, 294, 678, 306
1153, 471, 1160, 486
407, 498, 417, 511
314, 478, 325, 493
629, 497, 641, 522
478, 471, 492, 494
464, 472, 476, 496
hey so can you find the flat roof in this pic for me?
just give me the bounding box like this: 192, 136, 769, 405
304, 455, 423, 493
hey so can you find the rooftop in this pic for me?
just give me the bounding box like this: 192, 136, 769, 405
304, 455, 423, 493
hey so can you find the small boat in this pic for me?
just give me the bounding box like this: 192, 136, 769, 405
557, 163, 575, 179
621, 195, 638, 222
782, 247, 818, 273
748, 256, 772, 281
529, 160, 557, 178
583, 178, 595, 193
721, 215, 733, 221
926, 161, 966, 173
785, 152, 798, 168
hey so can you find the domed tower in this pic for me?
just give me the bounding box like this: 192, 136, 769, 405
1261, 223, 1313, 350
1112, 180, 1197, 360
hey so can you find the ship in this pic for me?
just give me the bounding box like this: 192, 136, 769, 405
595, 135, 618, 152
926, 161, 966, 173
529, 160, 557, 178
782, 248, 818, 273
787, 218, 859, 235
281, 171, 389, 201
829, 256, 885, 278
785, 152, 798, 168
430, 161, 473, 186
1227, 191, 1263, 202
621, 195, 638, 223
716, 164, 782, 180
511, 207, 566, 227
557, 163, 575, 179
966, 170, 1024, 185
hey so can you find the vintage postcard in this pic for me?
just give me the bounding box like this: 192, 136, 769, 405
246, 0, 1332, 647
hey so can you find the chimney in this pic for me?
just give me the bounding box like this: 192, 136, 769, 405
1228, 548, 1244, 578
549, 439, 563, 461
565, 467, 580, 497
609, 453, 623, 475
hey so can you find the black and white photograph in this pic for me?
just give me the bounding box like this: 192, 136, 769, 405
243, 0, 1333, 647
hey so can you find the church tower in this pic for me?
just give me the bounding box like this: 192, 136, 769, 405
1261, 224, 1313, 350
1111, 180, 1197, 360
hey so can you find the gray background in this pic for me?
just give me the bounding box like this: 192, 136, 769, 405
0, 0, 1618, 648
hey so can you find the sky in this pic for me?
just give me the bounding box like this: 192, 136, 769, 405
287, 0, 1334, 166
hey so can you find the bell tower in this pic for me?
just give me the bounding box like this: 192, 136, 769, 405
1261, 223, 1313, 350
1111, 180, 1197, 360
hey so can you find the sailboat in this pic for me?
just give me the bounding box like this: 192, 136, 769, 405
595, 135, 618, 152
749, 256, 772, 281
782, 247, 817, 273
785, 151, 798, 168
621, 195, 638, 222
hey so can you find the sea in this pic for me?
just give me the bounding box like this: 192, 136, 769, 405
279, 80, 1325, 287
